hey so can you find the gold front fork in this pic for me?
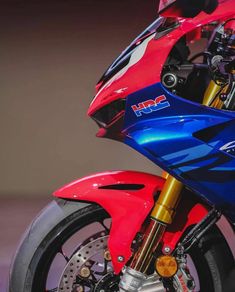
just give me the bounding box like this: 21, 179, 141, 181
130, 80, 225, 274
130, 176, 183, 273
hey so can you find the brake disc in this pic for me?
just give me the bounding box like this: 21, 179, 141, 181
58, 232, 110, 292
58, 231, 195, 292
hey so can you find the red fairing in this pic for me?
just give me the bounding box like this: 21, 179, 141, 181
162, 201, 208, 253
54, 171, 164, 274
88, 0, 234, 116
54, 171, 209, 274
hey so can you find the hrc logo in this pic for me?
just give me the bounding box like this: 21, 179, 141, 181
131, 95, 170, 117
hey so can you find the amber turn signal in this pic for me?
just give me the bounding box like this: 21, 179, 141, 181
155, 255, 178, 278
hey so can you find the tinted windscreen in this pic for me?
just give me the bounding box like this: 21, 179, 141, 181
97, 16, 179, 89
97, 17, 164, 87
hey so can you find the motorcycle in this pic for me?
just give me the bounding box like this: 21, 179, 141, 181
9, 0, 235, 291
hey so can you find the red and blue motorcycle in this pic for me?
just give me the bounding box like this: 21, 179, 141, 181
9, 0, 235, 291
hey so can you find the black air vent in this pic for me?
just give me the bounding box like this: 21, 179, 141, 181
99, 184, 145, 190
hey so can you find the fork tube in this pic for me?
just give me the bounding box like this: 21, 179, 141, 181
130, 219, 165, 273
130, 176, 183, 273
150, 176, 183, 224
203, 80, 221, 106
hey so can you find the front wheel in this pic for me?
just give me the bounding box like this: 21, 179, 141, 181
9, 199, 233, 292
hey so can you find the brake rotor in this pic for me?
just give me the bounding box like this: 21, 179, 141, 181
58, 231, 196, 292
58, 232, 112, 292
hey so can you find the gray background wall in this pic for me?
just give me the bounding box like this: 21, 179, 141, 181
0, 0, 161, 197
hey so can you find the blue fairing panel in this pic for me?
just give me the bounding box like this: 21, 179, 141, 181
123, 82, 235, 222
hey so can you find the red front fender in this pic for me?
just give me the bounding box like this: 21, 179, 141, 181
54, 170, 209, 274
54, 171, 165, 273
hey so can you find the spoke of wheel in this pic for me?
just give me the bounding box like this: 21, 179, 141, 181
59, 247, 70, 263
99, 219, 110, 233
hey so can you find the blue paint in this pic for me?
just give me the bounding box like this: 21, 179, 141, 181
123, 82, 235, 222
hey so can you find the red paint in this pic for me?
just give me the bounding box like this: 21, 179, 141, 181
143, 100, 155, 108
162, 200, 209, 253
54, 171, 165, 273
54, 171, 209, 274
132, 103, 145, 112
88, 0, 235, 117
155, 95, 166, 103
132, 95, 167, 113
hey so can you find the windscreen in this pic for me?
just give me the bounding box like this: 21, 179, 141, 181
97, 16, 179, 90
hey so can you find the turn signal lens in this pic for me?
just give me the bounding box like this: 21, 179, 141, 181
155, 255, 178, 278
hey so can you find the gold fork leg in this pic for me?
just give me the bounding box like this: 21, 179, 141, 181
130, 176, 183, 273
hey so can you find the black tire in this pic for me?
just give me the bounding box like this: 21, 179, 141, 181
9, 199, 109, 292
9, 198, 234, 292
188, 226, 234, 292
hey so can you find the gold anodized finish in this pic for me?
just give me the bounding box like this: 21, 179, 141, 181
151, 176, 183, 224
161, 171, 169, 179
203, 80, 222, 106
76, 286, 84, 292
203, 80, 227, 110
130, 219, 166, 273
155, 255, 178, 278
104, 249, 112, 261
80, 266, 91, 278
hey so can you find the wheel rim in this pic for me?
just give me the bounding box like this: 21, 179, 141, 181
29, 205, 209, 292
30, 206, 111, 292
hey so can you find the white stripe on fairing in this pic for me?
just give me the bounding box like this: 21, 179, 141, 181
90, 33, 155, 106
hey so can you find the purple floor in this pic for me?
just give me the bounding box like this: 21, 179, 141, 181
0, 196, 51, 292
